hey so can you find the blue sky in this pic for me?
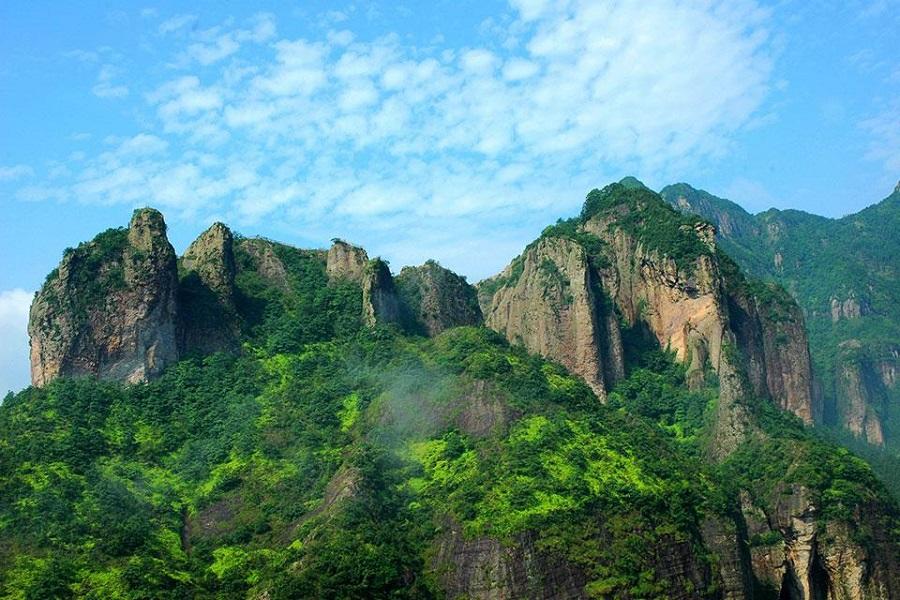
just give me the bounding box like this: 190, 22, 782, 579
1, 0, 898, 393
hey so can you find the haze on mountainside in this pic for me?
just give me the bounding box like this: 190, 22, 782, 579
2, 1, 900, 599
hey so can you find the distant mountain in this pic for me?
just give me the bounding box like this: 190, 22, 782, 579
661, 182, 900, 452
2, 184, 899, 598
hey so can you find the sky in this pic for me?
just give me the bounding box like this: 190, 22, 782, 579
1, 0, 898, 394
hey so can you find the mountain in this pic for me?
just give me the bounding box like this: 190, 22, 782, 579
660, 183, 900, 452
3, 184, 899, 599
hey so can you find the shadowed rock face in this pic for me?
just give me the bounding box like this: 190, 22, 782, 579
178, 222, 240, 355
362, 259, 401, 327
396, 261, 483, 336
29, 208, 179, 385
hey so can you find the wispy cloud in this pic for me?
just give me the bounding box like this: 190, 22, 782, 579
92, 64, 129, 98
861, 100, 900, 173
0, 165, 34, 181
13, 0, 775, 279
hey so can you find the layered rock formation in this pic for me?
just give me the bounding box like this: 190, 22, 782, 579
395, 260, 482, 336
479, 182, 816, 446
29, 208, 179, 385
362, 258, 401, 327
326, 239, 369, 283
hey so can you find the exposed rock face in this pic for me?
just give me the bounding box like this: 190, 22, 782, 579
482, 237, 623, 399
837, 355, 886, 446
362, 259, 401, 327
179, 222, 239, 355
326, 240, 369, 283
830, 295, 868, 323
237, 238, 290, 291
738, 486, 900, 599
586, 223, 728, 387
432, 520, 589, 600
181, 223, 236, 305
725, 280, 817, 424
29, 208, 179, 385
396, 260, 482, 336
482, 183, 817, 438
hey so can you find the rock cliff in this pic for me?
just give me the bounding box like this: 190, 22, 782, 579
395, 260, 482, 336
362, 258, 401, 327
29, 208, 179, 385
479, 182, 816, 445
178, 222, 240, 355
661, 182, 900, 450
481, 236, 623, 399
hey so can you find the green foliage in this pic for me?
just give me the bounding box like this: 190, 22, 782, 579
42, 227, 129, 320
233, 239, 364, 352
581, 183, 712, 270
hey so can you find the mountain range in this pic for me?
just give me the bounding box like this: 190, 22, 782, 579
2, 179, 898, 599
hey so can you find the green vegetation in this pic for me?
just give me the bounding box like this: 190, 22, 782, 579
581, 183, 713, 270
7, 188, 900, 598
661, 183, 900, 480
43, 227, 130, 319
233, 239, 363, 353
5, 310, 897, 598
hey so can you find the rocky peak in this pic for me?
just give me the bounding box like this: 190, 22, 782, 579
482, 236, 624, 399
178, 222, 239, 355
482, 184, 817, 453
326, 239, 369, 283
396, 260, 482, 336
29, 208, 179, 386
182, 223, 236, 301
362, 259, 401, 327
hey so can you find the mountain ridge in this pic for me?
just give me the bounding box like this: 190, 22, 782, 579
4, 181, 899, 599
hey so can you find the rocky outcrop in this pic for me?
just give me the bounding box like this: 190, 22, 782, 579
432, 520, 589, 600
178, 222, 239, 355
326, 240, 369, 283
830, 295, 869, 323
396, 260, 482, 336
29, 208, 179, 385
482, 182, 817, 440
362, 259, 401, 327
236, 238, 290, 292
724, 279, 817, 424
836, 350, 886, 446
482, 237, 623, 399
738, 486, 900, 599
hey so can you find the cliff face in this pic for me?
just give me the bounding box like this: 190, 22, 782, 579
362, 259, 401, 327
178, 222, 240, 355
661, 182, 900, 449
737, 485, 900, 599
29, 208, 179, 385
326, 240, 369, 283
836, 345, 887, 446
482, 237, 623, 398
480, 183, 815, 444
395, 261, 483, 336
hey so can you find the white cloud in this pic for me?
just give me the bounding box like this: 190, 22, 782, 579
92, 64, 129, 98
861, 101, 900, 173
17, 0, 776, 280
0, 164, 33, 181
0, 289, 32, 396
159, 14, 196, 34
